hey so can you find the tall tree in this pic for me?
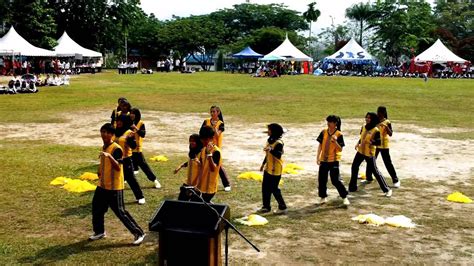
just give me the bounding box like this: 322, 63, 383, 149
302, 2, 321, 41
9, 0, 57, 49
433, 0, 473, 61
367, 1, 435, 63
48, 0, 109, 52
209, 3, 308, 45
160, 15, 226, 70
345, 2, 373, 47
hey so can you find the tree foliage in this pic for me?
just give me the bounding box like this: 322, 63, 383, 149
5, 0, 57, 49
367, 1, 436, 63
346, 2, 373, 47
433, 0, 473, 61
303, 2, 321, 40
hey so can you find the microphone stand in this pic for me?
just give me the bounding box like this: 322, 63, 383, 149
186, 188, 260, 266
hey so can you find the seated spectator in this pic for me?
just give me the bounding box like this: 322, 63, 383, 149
63, 74, 70, 85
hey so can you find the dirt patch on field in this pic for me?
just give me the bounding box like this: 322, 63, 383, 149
1, 109, 473, 264
0, 110, 473, 182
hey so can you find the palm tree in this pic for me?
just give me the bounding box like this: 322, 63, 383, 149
345, 2, 373, 47
303, 2, 321, 41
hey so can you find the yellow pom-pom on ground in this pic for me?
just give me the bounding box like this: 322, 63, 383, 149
50, 177, 72, 186
79, 172, 98, 181
358, 173, 366, 180
352, 214, 385, 226
150, 155, 169, 162
237, 172, 263, 182
285, 163, 304, 170
282, 163, 304, 175
447, 192, 472, 203
235, 214, 269, 226
63, 179, 96, 193
385, 215, 417, 228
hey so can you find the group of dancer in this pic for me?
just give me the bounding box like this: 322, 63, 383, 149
314, 106, 400, 208
89, 97, 162, 245
89, 99, 399, 244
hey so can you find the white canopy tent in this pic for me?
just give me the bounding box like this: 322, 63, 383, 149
264, 35, 313, 61
0, 27, 56, 57
415, 39, 468, 64
54, 31, 102, 58
325, 38, 376, 62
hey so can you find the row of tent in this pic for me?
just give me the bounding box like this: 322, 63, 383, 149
233, 36, 470, 65
0, 27, 102, 58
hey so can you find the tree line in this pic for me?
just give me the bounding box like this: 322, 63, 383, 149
0, 0, 471, 68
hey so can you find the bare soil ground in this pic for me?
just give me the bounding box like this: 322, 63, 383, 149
1, 110, 473, 264
1, 110, 473, 182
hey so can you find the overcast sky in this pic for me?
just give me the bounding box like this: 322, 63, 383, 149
141, 0, 373, 34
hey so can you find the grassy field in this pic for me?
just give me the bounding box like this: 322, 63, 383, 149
0, 71, 473, 264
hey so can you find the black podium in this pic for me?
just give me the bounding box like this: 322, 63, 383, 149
149, 200, 230, 266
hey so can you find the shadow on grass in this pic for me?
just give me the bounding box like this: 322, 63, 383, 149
61, 203, 91, 218
18, 239, 131, 264
287, 203, 349, 219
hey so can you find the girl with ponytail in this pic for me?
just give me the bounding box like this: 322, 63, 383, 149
315, 115, 350, 205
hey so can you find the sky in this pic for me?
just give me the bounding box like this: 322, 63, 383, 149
140, 0, 373, 34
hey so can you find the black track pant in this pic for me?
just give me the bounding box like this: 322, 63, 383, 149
123, 157, 144, 200
132, 152, 157, 181
366, 148, 398, 184
219, 166, 231, 187
349, 152, 390, 193
318, 161, 348, 198
92, 186, 144, 237
262, 171, 287, 210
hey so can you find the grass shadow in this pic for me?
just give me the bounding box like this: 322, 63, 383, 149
287, 203, 349, 219
61, 203, 91, 218
18, 239, 131, 264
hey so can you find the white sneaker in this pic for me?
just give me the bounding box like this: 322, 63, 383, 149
154, 180, 162, 189
224, 186, 231, 192
133, 171, 139, 175
385, 189, 392, 197
393, 181, 401, 188
132, 233, 146, 245
137, 198, 146, 205
342, 197, 350, 206
89, 232, 106, 241
316, 197, 327, 205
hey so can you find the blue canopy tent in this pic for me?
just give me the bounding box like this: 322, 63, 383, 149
232, 46, 263, 59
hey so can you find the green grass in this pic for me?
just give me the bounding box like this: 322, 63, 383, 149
1, 71, 473, 130
0, 72, 473, 264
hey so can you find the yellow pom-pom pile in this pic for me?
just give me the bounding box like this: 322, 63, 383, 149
235, 214, 269, 226
63, 179, 97, 193
79, 172, 99, 181
237, 172, 263, 182
352, 214, 416, 228
282, 163, 304, 175
50, 172, 99, 193
447, 192, 472, 203
150, 155, 169, 162
50, 176, 72, 185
